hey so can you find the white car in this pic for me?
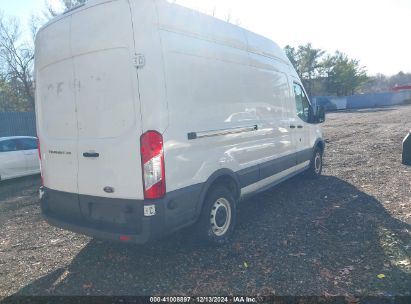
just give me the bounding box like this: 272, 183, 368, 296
0, 136, 40, 181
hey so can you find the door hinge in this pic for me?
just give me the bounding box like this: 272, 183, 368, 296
133, 54, 145, 69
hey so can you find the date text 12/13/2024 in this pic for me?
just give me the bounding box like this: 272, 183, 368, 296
150, 297, 258, 303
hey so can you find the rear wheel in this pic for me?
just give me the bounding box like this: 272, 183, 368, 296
307, 147, 323, 178
195, 186, 237, 246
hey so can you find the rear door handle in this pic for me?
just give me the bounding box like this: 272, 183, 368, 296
83, 152, 100, 158
297, 125, 304, 129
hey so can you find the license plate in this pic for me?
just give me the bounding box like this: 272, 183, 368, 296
144, 205, 156, 217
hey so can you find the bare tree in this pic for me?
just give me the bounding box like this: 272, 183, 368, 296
0, 1, 88, 112
211, 7, 217, 17
0, 13, 35, 110
225, 10, 232, 23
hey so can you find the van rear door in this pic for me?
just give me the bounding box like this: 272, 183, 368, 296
36, 16, 79, 195
36, 0, 144, 202
70, 1, 144, 201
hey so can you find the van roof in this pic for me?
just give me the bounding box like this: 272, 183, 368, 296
155, 0, 291, 66
38, 0, 292, 68
37, 0, 112, 33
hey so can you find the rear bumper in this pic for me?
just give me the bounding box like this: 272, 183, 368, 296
40, 186, 201, 244
42, 212, 154, 243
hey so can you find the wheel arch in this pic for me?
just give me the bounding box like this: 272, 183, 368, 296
314, 138, 325, 154
194, 168, 241, 220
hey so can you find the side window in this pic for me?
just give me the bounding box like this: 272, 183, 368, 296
0, 140, 18, 153
16, 138, 38, 151
293, 83, 311, 122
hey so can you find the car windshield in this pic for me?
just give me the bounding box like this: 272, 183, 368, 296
0, 140, 18, 152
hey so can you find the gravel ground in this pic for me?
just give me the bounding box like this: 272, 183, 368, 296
0, 104, 410, 298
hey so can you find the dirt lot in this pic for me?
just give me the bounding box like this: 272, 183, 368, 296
1, 105, 410, 298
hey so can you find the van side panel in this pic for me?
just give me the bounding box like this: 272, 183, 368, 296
129, 0, 169, 133
160, 33, 257, 191
156, 2, 297, 195
244, 31, 290, 64
155, 0, 248, 51
246, 52, 295, 166
157, 6, 250, 193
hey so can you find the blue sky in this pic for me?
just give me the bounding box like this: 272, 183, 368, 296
1, 0, 410, 76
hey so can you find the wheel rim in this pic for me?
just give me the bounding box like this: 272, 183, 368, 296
210, 198, 232, 237
314, 152, 322, 174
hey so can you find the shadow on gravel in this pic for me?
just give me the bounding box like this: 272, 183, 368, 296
0, 175, 40, 200
0, 175, 41, 227
10, 176, 411, 296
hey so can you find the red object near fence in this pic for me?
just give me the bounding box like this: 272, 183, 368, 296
392, 85, 411, 91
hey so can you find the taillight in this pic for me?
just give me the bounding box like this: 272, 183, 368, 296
140, 131, 166, 199
37, 138, 44, 186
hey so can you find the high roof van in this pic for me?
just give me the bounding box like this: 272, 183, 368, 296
35, 0, 326, 245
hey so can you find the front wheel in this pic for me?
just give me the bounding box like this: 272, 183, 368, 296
195, 186, 237, 246
307, 147, 323, 178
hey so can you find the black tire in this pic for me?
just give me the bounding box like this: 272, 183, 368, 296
307, 146, 323, 178
195, 186, 237, 246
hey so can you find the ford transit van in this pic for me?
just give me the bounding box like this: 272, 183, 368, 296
35, 0, 326, 245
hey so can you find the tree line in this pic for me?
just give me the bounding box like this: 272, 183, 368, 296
285, 43, 411, 97
284, 43, 369, 97
362, 72, 411, 93
1, 2, 410, 112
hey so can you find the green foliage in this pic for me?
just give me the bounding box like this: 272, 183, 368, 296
0, 76, 33, 112
322, 51, 368, 96
284, 46, 300, 75
284, 44, 325, 96
285, 44, 368, 97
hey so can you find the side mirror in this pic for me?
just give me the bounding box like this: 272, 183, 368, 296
403, 131, 411, 166
316, 105, 326, 124
309, 105, 326, 124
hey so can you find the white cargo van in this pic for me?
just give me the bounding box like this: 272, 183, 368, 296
35, 0, 325, 245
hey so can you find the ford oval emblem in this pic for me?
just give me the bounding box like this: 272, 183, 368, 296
104, 187, 115, 194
